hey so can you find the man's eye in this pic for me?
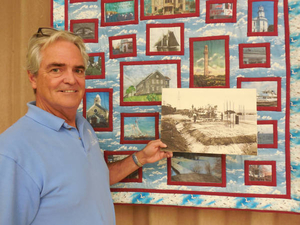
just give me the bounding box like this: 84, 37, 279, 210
51, 68, 60, 73
76, 69, 84, 74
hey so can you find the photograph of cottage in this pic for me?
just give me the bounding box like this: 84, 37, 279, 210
161, 88, 258, 155
83, 89, 113, 131
168, 152, 225, 186
142, 0, 197, 17
190, 36, 229, 88
120, 61, 180, 105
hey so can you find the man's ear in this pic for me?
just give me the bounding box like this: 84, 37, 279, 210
27, 71, 37, 89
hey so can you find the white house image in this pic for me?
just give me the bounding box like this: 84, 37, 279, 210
135, 70, 170, 96
86, 94, 109, 128
120, 39, 133, 53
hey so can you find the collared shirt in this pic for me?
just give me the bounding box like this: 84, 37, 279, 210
0, 102, 115, 225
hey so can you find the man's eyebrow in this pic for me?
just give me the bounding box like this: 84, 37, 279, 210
46, 63, 66, 70
75, 65, 86, 70
46, 63, 85, 70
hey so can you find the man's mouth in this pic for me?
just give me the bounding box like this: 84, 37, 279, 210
60, 90, 77, 93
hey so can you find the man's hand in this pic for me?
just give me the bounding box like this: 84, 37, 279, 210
136, 139, 173, 165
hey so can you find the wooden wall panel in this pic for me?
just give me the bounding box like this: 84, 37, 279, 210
0, 0, 50, 132
115, 205, 300, 225
1, 0, 300, 224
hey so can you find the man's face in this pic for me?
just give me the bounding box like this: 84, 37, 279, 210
29, 40, 86, 116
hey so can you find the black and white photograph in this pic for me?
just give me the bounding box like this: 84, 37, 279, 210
161, 88, 258, 155
70, 19, 98, 43
146, 23, 184, 55
239, 43, 270, 68
243, 47, 267, 64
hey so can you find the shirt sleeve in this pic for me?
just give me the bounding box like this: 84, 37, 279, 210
0, 155, 40, 225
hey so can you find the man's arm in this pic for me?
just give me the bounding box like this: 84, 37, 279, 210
107, 139, 173, 185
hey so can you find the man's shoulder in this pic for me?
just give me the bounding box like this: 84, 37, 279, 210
1, 116, 27, 136
0, 116, 36, 155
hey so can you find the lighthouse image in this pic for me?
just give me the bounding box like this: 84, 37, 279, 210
192, 38, 227, 88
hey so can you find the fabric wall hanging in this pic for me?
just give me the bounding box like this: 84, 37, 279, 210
52, 0, 300, 213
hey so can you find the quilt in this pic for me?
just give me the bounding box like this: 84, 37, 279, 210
52, 0, 300, 213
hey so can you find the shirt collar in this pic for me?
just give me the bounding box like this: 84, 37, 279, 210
26, 101, 80, 132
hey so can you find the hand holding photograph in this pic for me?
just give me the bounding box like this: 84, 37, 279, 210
161, 88, 258, 155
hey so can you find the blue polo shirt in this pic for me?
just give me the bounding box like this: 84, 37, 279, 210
0, 102, 115, 225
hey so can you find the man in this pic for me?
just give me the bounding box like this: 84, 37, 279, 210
0, 28, 172, 225
193, 112, 197, 123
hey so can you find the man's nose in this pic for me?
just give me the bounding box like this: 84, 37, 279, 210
63, 69, 77, 84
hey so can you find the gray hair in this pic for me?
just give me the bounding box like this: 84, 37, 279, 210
26, 28, 89, 75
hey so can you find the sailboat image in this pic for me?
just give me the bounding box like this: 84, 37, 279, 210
129, 119, 149, 140
124, 118, 156, 141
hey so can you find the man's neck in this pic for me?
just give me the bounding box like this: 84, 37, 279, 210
36, 101, 78, 128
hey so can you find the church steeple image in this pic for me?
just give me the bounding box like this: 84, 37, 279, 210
252, 5, 268, 32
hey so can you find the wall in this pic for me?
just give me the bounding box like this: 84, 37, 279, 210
1, 0, 299, 224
